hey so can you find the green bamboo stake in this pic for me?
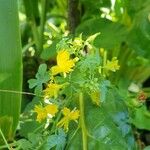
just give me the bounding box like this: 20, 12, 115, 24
79, 92, 88, 150
0, 0, 22, 142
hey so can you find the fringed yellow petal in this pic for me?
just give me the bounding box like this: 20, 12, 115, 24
51, 66, 62, 76
45, 104, 58, 116
51, 50, 78, 76
43, 83, 62, 99
57, 50, 70, 66
34, 104, 58, 122
34, 105, 47, 122
57, 107, 79, 132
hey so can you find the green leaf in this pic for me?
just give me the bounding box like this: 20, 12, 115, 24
0, 0, 22, 141
127, 27, 150, 59
28, 64, 50, 95
40, 39, 59, 60
23, 0, 40, 24
28, 79, 37, 89
19, 120, 41, 138
42, 129, 66, 150
56, 38, 70, 51
99, 80, 110, 102
67, 89, 135, 150
69, 67, 87, 87
131, 105, 150, 130
0, 116, 13, 144
113, 111, 130, 136
80, 0, 111, 19
86, 32, 100, 43
28, 133, 43, 146
24, 97, 41, 113
0, 73, 10, 83
78, 52, 101, 72
37, 64, 48, 75
76, 18, 127, 49
17, 139, 33, 150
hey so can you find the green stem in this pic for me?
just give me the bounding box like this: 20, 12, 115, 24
30, 19, 40, 53
79, 92, 87, 150
33, 124, 45, 133
102, 50, 107, 77
22, 41, 35, 54
49, 95, 73, 134
112, 46, 121, 58
0, 143, 15, 150
66, 126, 80, 148
39, 0, 47, 52
114, 48, 134, 83
29, 0, 40, 54
23, 0, 41, 54
0, 127, 11, 150
49, 112, 62, 134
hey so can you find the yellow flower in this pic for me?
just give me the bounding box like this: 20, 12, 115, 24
34, 105, 47, 122
45, 104, 58, 117
105, 57, 120, 72
34, 104, 58, 122
57, 107, 80, 132
51, 50, 78, 77
43, 83, 62, 99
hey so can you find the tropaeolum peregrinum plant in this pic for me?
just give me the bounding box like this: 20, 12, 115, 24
20, 34, 137, 150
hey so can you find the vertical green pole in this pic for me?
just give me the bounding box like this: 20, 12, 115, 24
79, 92, 88, 150
0, 0, 22, 142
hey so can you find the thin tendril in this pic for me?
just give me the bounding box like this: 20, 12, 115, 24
0, 89, 44, 98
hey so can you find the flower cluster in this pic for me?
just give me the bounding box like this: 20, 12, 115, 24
34, 49, 79, 131
33, 36, 120, 132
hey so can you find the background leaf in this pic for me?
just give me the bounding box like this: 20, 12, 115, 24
42, 129, 66, 150
0, 0, 22, 141
76, 18, 127, 49
131, 106, 150, 130
67, 89, 136, 150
